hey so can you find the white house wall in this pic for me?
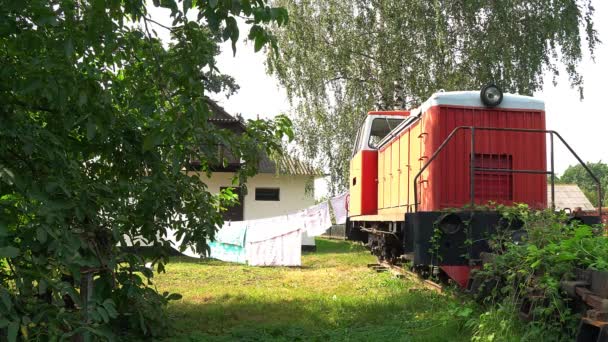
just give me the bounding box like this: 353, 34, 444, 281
193, 172, 317, 247
194, 172, 315, 220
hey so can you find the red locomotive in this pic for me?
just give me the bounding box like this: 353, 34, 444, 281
347, 84, 601, 287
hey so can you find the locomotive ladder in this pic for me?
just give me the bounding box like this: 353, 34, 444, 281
413, 126, 602, 217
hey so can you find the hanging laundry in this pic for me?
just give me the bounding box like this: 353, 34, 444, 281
245, 215, 303, 266
245, 215, 302, 243
246, 229, 302, 266
208, 241, 247, 263
330, 192, 349, 224
302, 201, 332, 237
165, 200, 337, 267
208, 221, 248, 264
214, 221, 248, 246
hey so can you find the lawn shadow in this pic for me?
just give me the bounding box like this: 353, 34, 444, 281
167, 256, 236, 266
312, 238, 367, 255
157, 289, 470, 342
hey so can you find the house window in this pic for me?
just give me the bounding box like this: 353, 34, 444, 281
255, 188, 280, 201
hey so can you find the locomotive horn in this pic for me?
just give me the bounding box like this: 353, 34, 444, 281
480, 83, 503, 107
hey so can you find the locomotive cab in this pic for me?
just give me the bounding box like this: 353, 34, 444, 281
349, 112, 409, 217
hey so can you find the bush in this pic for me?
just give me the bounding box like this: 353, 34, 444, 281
469, 206, 608, 341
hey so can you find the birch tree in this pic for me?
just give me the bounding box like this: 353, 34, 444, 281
268, 0, 600, 193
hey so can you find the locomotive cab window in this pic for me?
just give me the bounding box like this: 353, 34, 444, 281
352, 124, 364, 156
368, 118, 403, 149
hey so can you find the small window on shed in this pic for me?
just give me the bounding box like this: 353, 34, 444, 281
255, 188, 280, 201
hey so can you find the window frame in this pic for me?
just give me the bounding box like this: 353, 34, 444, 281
367, 118, 404, 149
254, 187, 281, 201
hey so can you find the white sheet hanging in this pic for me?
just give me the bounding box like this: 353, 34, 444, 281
330, 192, 349, 224
245, 215, 302, 243
302, 202, 332, 237
165, 201, 334, 266
246, 229, 302, 266
245, 214, 303, 266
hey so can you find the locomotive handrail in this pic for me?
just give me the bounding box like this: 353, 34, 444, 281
413, 126, 602, 218
413, 126, 467, 212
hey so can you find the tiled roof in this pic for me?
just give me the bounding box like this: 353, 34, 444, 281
259, 154, 323, 176
205, 99, 321, 177
206, 98, 245, 128
549, 184, 595, 211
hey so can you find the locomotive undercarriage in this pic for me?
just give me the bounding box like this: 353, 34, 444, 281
349, 210, 602, 287
360, 222, 403, 264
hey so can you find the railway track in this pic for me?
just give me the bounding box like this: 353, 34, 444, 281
368, 261, 444, 293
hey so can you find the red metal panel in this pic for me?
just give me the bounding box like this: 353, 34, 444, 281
359, 150, 378, 215
474, 154, 513, 203
420, 105, 547, 211
440, 266, 479, 288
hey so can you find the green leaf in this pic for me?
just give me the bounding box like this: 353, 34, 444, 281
0, 222, 7, 237
97, 306, 110, 323
90, 309, 102, 323
86, 119, 96, 141
167, 293, 182, 301
530, 259, 541, 269
138, 311, 148, 334
102, 299, 119, 318
209, 0, 218, 9
254, 35, 266, 52
64, 38, 74, 57
0, 246, 19, 258
0, 166, 15, 185
142, 129, 162, 151
7, 321, 18, 342
183, 0, 192, 14
36, 227, 47, 243
38, 279, 48, 295
78, 90, 87, 107
225, 16, 239, 55
0, 289, 12, 309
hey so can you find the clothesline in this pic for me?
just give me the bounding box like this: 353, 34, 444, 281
168, 192, 349, 266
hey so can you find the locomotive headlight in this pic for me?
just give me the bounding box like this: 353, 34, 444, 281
438, 214, 463, 235
480, 83, 503, 107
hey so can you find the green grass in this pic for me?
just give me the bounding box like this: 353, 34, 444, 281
151, 239, 473, 341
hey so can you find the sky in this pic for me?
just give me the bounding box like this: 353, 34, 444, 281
148, 1, 608, 190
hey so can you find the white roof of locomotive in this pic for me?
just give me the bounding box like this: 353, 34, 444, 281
415, 91, 545, 114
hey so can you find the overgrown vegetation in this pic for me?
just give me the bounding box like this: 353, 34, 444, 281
151, 239, 474, 341
0, 0, 290, 340
468, 205, 608, 341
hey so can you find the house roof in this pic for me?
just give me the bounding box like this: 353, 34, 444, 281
206, 98, 245, 130
549, 184, 595, 211
259, 154, 323, 176
206, 99, 321, 177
